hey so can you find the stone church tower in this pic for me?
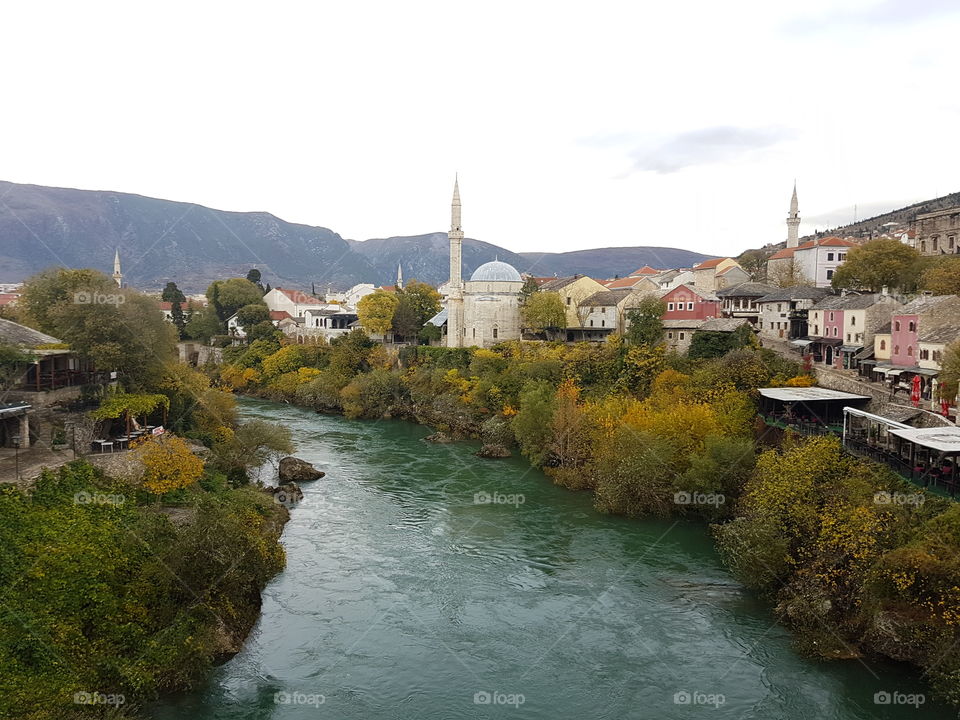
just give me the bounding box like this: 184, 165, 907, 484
786, 182, 800, 248
446, 177, 465, 347
112, 249, 123, 288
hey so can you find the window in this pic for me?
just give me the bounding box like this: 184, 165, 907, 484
493, 328, 498, 339
679, 332, 685, 340
667, 332, 674, 339
777, 304, 782, 313
920, 348, 929, 360
667, 302, 675, 311
566, 296, 571, 305
907, 346, 914, 357
833, 326, 839, 337
894, 345, 900, 355
589, 320, 594, 327
601, 307, 606, 314
894, 320, 900, 331
850, 315, 856, 326
846, 333, 851, 342
829, 312, 834, 322
839, 253, 846, 261
827, 252, 834, 261
601, 320, 605, 327
687, 302, 694, 310
880, 340, 886, 350
769, 322, 774, 329
814, 325, 819, 334
814, 312, 819, 321
472, 328, 476, 338
934, 350, 942, 362
826, 270, 834, 280
908, 321, 915, 332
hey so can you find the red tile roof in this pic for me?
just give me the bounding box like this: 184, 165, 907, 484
692, 258, 726, 270
0, 293, 19, 306
275, 287, 321, 303
269, 310, 292, 321
768, 247, 797, 260
628, 265, 660, 276
605, 277, 648, 289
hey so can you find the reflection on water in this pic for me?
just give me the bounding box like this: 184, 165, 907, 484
148, 398, 945, 720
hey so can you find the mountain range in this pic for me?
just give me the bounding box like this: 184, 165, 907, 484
0, 180, 713, 292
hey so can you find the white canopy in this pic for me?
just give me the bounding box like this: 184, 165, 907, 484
888, 427, 960, 454
759, 388, 871, 402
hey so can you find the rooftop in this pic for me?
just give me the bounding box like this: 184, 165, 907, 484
811, 293, 889, 310
581, 289, 636, 307
888, 426, 960, 453
758, 387, 872, 402
469, 260, 523, 283
0, 318, 62, 348
715, 282, 776, 298
756, 287, 832, 303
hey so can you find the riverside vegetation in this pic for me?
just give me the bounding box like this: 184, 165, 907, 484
1, 269, 295, 719
218, 329, 960, 707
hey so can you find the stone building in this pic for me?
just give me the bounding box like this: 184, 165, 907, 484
442, 179, 523, 348
915, 207, 960, 256
754, 286, 831, 342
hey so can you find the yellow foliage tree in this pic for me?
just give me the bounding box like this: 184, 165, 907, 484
138, 435, 204, 497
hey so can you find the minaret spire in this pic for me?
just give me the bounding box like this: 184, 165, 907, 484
397, 263, 404, 290
786, 181, 800, 248
446, 176, 464, 347
112, 248, 123, 288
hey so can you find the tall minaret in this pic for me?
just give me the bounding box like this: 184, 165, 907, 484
446, 176, 464, 347
397, 263, 404, 290
112, 249, 123, 288
786, 182, 800, 248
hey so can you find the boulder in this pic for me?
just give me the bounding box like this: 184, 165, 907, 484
268, 481, 304, 508
424, 432, 454, 444
278, 456, 325, 483
476, 443, 512, 458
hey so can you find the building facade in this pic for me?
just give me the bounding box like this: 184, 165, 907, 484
915, 207, 960, 256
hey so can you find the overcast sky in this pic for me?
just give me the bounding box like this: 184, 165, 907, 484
3, 0, 959, 257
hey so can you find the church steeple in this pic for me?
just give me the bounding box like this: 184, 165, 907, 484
112, 249, 123, 288
786, 182, 800, 248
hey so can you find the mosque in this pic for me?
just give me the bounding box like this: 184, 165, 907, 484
438, 178, 523, 348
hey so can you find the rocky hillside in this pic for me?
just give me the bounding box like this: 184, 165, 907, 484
0, 180, 713, 291
806, 191, 960, 242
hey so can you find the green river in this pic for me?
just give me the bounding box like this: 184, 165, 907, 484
148, 398, 949, 719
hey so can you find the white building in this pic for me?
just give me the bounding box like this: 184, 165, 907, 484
263, 287, 338, 317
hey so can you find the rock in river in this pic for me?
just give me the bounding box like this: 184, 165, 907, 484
278, 456, 325, 482
476, 443, 512, 458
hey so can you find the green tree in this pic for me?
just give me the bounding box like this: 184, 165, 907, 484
391, 295, 419, 340
183, 305, 223, 342
737, 248, 773, 281
419, 323, 442, 344
520, 276, 540, 301
0, 342, 30, 390
399, 280, 442, 328
624, 296, 666, 346
246, 268, 264, 291
207, 278, 266, 323
511, 379, 556, 466
357, 291, 399, 335
939, 340, 960, 404
920, 257, 960, 296
688, 324, 754, 360
236, 303, 271, 332
521, 291, 566, 333
161, 282, 186, 304
19, 268, 116, 334
831, 238, 920, 292
162, 282, 188, 339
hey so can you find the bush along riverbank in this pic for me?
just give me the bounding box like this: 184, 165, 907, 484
216, 330, 960, 707
0, 459, 288, 720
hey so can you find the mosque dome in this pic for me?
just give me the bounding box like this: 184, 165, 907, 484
469, 260, 522, 283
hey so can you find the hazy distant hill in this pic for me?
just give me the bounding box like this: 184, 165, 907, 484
0, 180, 713, 291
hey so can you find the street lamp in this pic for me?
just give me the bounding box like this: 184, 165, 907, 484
11, 434, 20, 482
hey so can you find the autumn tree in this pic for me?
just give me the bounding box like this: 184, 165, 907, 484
624, 295, 666, 346
831, 238, 920, 292
391, 295, 420, 340
138, 434, 204, 497
939, 340, 960, 404
920, 257, 960, 296
398, 280, 442, 328
357, 290, 399, 335
737, 248, 773, 281
521, 291, 566, 334
767, 257, 811, 288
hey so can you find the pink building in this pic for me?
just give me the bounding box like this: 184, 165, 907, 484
661, 284, 721, 321
890, 295, 960, 367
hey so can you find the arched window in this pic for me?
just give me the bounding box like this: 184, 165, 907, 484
894, 320, 900, 331
907, 346, 913, 356
908, 321, 916, 332
880, 340, 886, 350
894, 345, 900, 355
850, 315, 856, 326
493, 327, 498, 339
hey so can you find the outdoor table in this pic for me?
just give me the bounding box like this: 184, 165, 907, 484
97, 440, 114, 454
115, 437, 129, 450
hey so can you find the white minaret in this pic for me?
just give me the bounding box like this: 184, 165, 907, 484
446, 176, 464, 347
112, 249, 123, 288
397, 263, 404, 290
786, 182, 800, 248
